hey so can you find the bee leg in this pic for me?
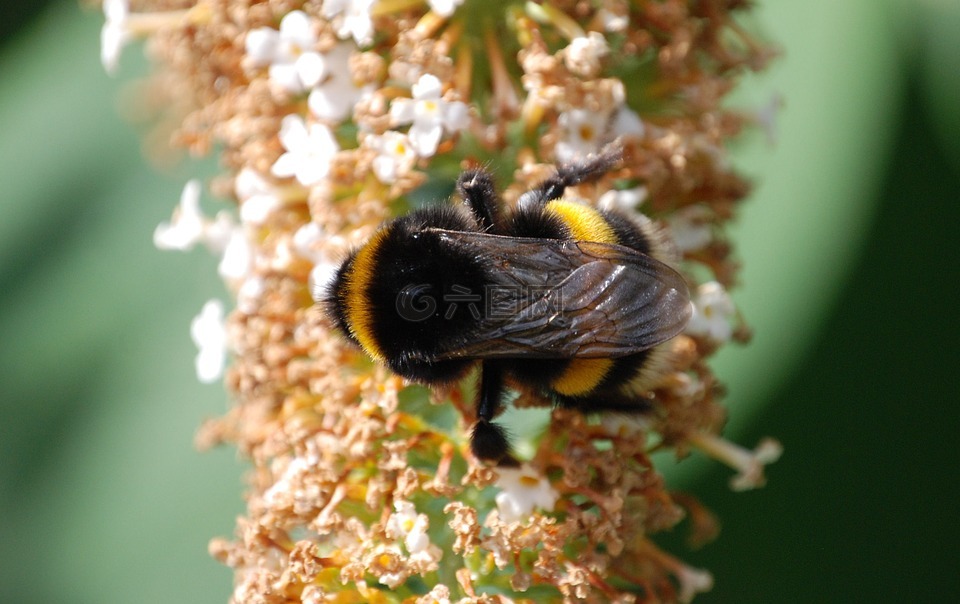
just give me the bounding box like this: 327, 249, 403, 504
470, 361, 512, 462
521, 145, 623, 206
457, 169, 502, 233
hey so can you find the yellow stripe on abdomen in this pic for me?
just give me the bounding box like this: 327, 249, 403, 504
344, 229, 387, 362
551, 358, 614, 396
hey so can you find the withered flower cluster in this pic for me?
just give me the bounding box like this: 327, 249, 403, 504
99, 0, 781, 601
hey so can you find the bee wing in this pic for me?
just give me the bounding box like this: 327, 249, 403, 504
430, 230, 691, 359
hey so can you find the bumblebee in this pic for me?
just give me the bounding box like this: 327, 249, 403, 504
324, 148, 691, 462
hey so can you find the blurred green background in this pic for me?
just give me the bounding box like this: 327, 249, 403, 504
1, 1, 957, 602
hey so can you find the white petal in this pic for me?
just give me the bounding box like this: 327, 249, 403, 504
278, 10, 316, 49
295, 52, 327, 89
103, 0, 128, 21
668, 206, 713, 252
240, 194, 282, 225
342, 5, 374, 47
427, 0, 462, 17
412, 74, 442, 100
205, 211, 237, 253
612, 106, 645, 137
292, 222, 324, 260
409, 123, 441, 157
245, 27, 279, 64
190, 299, 227, 383
269, 63, 305, 93
235, 168, 270, 200
404, 524, 430, 553
308, 87, 353, 122
153, 219, 201, 251
306, 123, 338, 155
321, 0, 347, 20
372, 155, 398, 183
324, 41, 354, 68
294, 159, 330, 186
237, 277, 265, 315
271, 151, 299, 179
218, 229, 253, 282
153, 180, 204, 251
442, 101, 469, 131
389, 98, 416, 125
195, 347, 226, 383
100, 23, 129, 75
278, 114, 310, 151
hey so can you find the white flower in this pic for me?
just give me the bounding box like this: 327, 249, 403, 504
218, 228, 253, 285
292, 222, 341, 302
307, 43, 373, 122
686, 281, 736, 343
369, 131, 417, 184
667, 205, 713, 252
100, 0, 131, 75
597, 186, 647, 213
374, 546, 408, 589
190, 299, 228, 384
555, 108, 609, 163
292, 222, 324, 264
383, 500, 443, 570
403, 514, 431, 554
153, 180, 235, 253
612, 105, 645, 138
271, 114, 339, 186
322, 0, 376, 47
427, 0, 464, 17
687, 432, 782, 492
236, 276, 265, 315
235, 168, 282, 225
385, 500, 420, 542
245, 11, 324, 93
676, 564, 715, 603
563, 32, 609, 77
389, 74, 469, 157
597, 8, 628, 33
494, 465, 559, 523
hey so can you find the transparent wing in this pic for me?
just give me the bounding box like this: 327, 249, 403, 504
429, 230, 691, 360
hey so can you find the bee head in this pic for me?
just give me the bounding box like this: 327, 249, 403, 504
323, 207, 487, 383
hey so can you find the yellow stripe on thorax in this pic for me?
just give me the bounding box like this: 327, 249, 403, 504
345, 229, 387, 362
545, 199, 617, 396
544, 199, 619, 246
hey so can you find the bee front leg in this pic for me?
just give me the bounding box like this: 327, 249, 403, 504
457, 169, 502, 233
470, 361, 514, 464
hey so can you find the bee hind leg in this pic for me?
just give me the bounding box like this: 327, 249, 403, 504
469, 361, 516, 464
